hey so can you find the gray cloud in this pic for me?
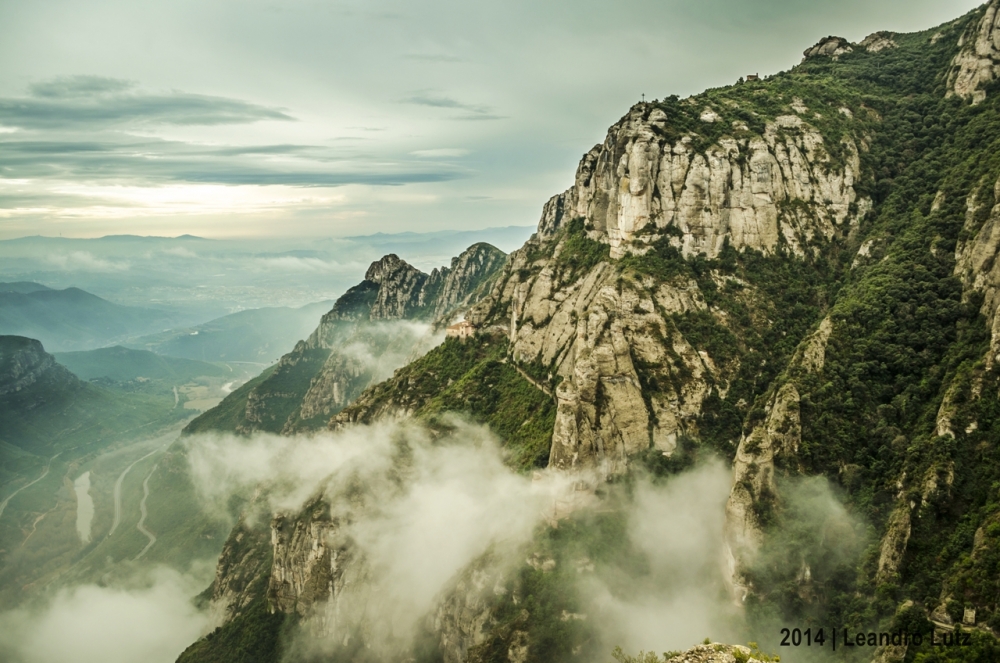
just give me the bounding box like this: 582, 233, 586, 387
0, 136, 464, 187
0, 76, 293, 130
28, 75, 137, 99
402, 92, 504, 120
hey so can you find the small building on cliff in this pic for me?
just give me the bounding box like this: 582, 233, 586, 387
446, 320, 475, 340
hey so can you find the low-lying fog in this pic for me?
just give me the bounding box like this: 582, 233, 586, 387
1, 416, 862, 662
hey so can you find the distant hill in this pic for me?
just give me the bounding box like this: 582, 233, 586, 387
53, 346, 225, 383
0, 336, 188, 473
0, 281, 53, 294
126, 300, 334, 363
346, 225, 534, 268
0, 286, 175, 352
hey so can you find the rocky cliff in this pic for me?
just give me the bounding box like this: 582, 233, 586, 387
184, 3, 1000, 663
949, 0, 1000, 102
0, 335, 72, 397
183, 242, 506, 436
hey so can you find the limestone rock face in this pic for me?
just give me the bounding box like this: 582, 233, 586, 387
802, 36, 853, 60
464, 231, 724, 476
0, 336, 64, 396
268, 501, 345, 618
724, 381, 802, 597
859, 31, 897, 52
663, 643, 768, 663
366, 244, 506, 322
538, 102, 867, 261
367, 254, 431, 320
433, 555, 509, 663
876, 503, 913, 584
948, 0, 1000, 103
722, 316, 832, 597
208, 519, 273, 623
428, 243, 508, 321
954, 175, 1000, 368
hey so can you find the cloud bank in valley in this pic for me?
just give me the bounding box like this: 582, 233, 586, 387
0, 567, 214, 663
0, 416, 863, 662
182, 420, 751, 658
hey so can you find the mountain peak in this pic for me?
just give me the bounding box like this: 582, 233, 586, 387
364, 253, 422, 284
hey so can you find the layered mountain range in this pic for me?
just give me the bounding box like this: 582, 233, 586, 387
179, 3, 1000, 662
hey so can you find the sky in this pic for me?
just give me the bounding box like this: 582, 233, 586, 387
0, 0, 985, 240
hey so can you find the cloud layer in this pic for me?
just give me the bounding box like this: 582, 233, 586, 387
0, 76, 293, 130
0, 567, 213, 663
0, 0, 980, 238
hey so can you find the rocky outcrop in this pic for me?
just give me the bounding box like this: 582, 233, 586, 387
876, 502, 913, 584
428, 243, 508, 321
533, 101, 867, 261
948, 0, 1000, 103
802, 36, 853, 60
954, 175, 1000, 368
366, 255, 431, 320
463, 236, 723, 475
209, 519, 273, 623
0, 336, 70, 396
859, 31, 898, 53
268, 501, 345, 618
434, 554, 509, 663
366, 243, 506, 322
723, 315, 833, 597
282, 244, 505, 431
724, 382, 802, 597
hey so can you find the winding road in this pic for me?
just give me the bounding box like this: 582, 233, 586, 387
108, 446, 164, 537
133, 463, 159, 560
0, 452, 61, 521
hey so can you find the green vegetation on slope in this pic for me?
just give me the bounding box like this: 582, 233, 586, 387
183, 365, 277, 435
54, 346, 225, 383
339, 334, 556, 472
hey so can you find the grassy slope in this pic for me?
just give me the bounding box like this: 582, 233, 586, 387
340, 334, 556, 472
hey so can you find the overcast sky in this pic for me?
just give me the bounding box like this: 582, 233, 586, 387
0, 0, 984, 240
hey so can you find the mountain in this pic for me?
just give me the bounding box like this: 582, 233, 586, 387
0, 281, 53, 294
181, 4, 1000, 663
0, 286, 175, 352
0, 335, 191, 514
53, 346, 225, 383
346, 225, 535, 267
125, 300, 336, 364
0, 336, 189, 476
183, 242, 507, 436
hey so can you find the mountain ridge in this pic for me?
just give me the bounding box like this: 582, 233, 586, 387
180, 3, 1000, 662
